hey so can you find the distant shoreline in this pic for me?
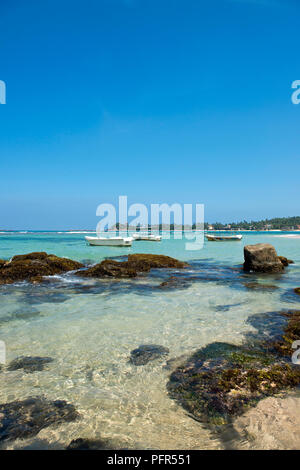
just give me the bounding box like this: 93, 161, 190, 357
1, 229, 300, 234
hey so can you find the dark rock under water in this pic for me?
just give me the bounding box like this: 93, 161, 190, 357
0, 397, 79, 442
130, 344, 170, 366
7, 356, 54, 373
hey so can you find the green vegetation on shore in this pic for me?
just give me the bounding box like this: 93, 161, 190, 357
204, 216, 300, 231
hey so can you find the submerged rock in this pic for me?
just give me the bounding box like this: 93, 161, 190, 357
0, 397, 79, 442
167, 341, 300, 425
158, 275, 191, 290
243, 282, 279, 291
78, 254, 188, 279
243, 244, 285, 273
66, 438, 115, 450
294, 288, 300, 296
130, 344, 170, 366
0, 252, 83, 285
7, 356, 54, 373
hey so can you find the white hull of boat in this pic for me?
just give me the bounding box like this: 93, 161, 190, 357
205, 234, 243, 241
132, 233, 162, 241
85, 236, 133, 246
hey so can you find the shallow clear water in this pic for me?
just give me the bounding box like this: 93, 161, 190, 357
0, 232, 300, 449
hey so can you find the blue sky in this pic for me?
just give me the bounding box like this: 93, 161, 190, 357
0, 0, 299, 229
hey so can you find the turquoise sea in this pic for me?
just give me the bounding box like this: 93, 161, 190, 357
0, 231, 300, 449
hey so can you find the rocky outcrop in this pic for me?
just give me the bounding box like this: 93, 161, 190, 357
243, 244, 285, 273
128, 254, 188, 269
0, 252, 83, 285
0, 397, 79, 442
130, 344, 170, 366
278, 256, 294, 267
167, 341, 300, 425
167, 310, 300, 425
7, 356, 54, 373
294, 288, 300, 296
78, 254, 188, 279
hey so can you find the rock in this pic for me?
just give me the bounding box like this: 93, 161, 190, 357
78, 259, 140, 279
77, 254, 188, 279
7, 356, 54, 373
243, 244, 285, 273
128, 254, 188, 269
278, 256, 294, 267
0, 397, 79, 442
0, 252, 83, 285
273, 310, 300, 357
158, 276, 190, 290
294, 288, 300, 296
0, 260, 7, 268
130, 344, 169, 366
167, 341, 300, 425
243, 282, 279, 291
66, 438, 113, 450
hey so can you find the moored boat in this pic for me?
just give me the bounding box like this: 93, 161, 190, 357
132, 233, 162, 241
205, 234, 243, 241
85, 236, 133, 246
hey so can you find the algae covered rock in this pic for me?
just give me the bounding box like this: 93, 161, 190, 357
167, 341, 300, 425
128, 254, 188, 269
78, 259, 140, 278
294, 288, 300, 296
0, 252, 83, 285
7, 356, 54, 373
243, 244, 285, 273
130, 344, 170, 365
77, 254, 188, 279
273, 310, 300, 357
0, 397, 79, 442
66, 438, 115, 450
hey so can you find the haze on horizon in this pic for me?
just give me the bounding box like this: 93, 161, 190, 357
0, 0, 299, 230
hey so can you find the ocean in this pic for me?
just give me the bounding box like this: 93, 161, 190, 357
0, 231, 300, 449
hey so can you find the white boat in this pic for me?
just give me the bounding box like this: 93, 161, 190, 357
205, 234, 243, 241
85, 236, 133, 246
132, 233, 162, 241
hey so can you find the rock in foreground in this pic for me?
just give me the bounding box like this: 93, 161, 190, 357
167, 341, 300, 425
243, 244, 285, 273
130, 344, 170, 365
0, 397, 79, 442
78, 254, 188, 279
0, 252, 83, 285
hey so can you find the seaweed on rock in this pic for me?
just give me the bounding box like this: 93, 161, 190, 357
167, 340, 300, 425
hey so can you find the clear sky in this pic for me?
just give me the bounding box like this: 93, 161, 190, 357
0, 0, 299, 229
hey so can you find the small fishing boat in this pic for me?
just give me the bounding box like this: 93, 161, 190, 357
205, 234, 243, 241
85, 236, 133, 246
132, 233, 162, 241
